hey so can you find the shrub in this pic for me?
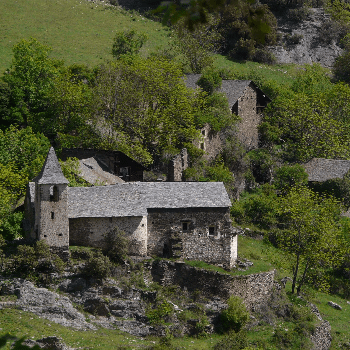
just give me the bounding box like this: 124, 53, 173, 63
112, 30, 148, 58
220, 296, 250, 333
146, 300, 174, 325
81, 250, 113, 279
103, 227, 129, 264
285, 33, 304, 45
253, 48, 276, 65
213, 330, 248, 350
287, 7, 310, 22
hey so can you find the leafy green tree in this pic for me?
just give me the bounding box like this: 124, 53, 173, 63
92, 57, 201, 165
276, 186, 345, 294
173, 16, 222, 73
261, 93, 350, 162
2, 38, 62, 129
112, 30, 148, 59
274, 164, 308, 194
197, 67, 222, 94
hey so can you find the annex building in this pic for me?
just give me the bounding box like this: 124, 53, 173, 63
24, 148, 238, 268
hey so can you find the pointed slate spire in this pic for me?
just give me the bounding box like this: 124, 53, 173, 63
35, 147, 69, 185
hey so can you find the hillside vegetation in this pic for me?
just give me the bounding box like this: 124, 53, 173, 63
2, 0, 350, 349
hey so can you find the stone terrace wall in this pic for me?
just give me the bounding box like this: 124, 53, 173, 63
151, 260, 275, 309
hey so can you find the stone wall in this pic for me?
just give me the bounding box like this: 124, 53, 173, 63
36, 183, 69, 248
151, 260, 275, 309
69, 216, 148, 256
147, 207, 233, 257
193, 124, 223, 161
182, 233, 237, 269
236, 84, 261, 150
167, 149, 188, 182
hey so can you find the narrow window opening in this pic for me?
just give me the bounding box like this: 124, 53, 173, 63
50, 186, 59, 202
51, 212, 55, 220
182, 222, 188, 231
202, 130, 206, 136
44, 235, 47, 238
200, 143, 204, 150
209, 226, 215, 236
58, 233, 63, 236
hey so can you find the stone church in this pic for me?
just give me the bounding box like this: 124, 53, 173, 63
24, 148, 238, 268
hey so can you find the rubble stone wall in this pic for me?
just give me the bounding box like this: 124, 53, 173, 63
69, 216, 148, 255
36, 183, 69, 248
151, 260, 275, 309
147, 207, 233, 256
236, 85, 261, 150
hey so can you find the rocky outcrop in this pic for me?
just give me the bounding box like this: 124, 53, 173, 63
269, 8, 342, 67
0, 278, 95, 330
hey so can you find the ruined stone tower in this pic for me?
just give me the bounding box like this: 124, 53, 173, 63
34, 147, 69, 250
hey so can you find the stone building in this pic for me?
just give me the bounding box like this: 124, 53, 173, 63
303, 158, 350, 182
185, 75, 271, 156
24, 148, 237, 268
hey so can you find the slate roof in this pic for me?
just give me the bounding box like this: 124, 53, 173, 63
184, 74, 263, 108
68, 182, 231, 218
79, 157, 124, 185
34, 147, 69, 185
303, 158, 350, 182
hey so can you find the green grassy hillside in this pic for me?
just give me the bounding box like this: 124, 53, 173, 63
0, 0, 171, 72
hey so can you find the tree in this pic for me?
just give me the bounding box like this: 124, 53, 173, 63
276, 187, 345, 294
112, 30, 148, 59
173, 16, 222, 73
2, 38, 62, 129
260, 92, 350, 162
91, 57, 201, 165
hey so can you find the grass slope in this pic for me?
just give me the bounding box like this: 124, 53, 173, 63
0, 0, 171, 73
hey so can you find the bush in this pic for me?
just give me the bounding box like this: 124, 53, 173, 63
220, 296, 250, 333
112, 30, 148, 58
285, 33, 303, 45
146, 299, 174, 325
287, 7, 310, 22
81, 250, 113, 279
253, 48, 276, 64
213, 330, 248, 350
103, 227, 129, 264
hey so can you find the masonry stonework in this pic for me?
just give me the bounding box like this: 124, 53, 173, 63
151, 260, 275, 310
36, 183, 69, 248
69, 216, 148, 255
235, 84, 262, 150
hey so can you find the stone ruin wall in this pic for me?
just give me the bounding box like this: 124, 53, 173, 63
151, 260, 275, 310
69, 216, 148, 256
167, 149, 188, 182
236, 85, 261, 150
193, 124, 223, 161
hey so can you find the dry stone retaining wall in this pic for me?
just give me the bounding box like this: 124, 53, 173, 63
151, 260, 275, 309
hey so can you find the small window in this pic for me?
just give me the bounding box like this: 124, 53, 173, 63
200, 143, 205, 150
51, 212, 55, 220
58, 233, 63, 236
50, 186, 59, 202
182, 222, 188, 231
44, 235, 47, 238
209, 226, 215, 236
202, 129, 206, 136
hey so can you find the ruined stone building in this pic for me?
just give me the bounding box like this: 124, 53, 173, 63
24, 148, 238, 268
185, 75, 271, 158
